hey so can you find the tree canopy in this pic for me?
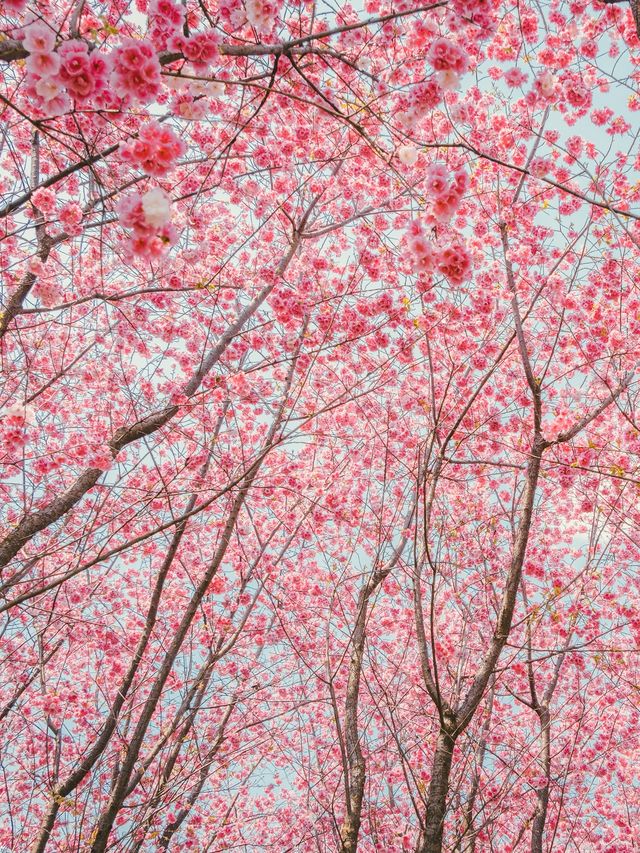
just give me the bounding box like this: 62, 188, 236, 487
1, 0, 640, 849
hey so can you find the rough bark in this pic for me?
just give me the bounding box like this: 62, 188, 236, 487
531, 705, 551, 853
339, 582, 372, 853
419, 725, 456, 853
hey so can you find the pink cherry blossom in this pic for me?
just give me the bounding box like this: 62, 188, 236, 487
535, 70, 558, 100
59, 202, 83, 235
110, 38, 162, 104
504, 67, 528, 87
22, 21, 56, 54
563, 76, 592, 109
425, 163, 450, 196
405, 220, 437, 274
183, 30, 221, 67
245, 0, 282, 32
397, 145, 419, 165
427, 38, 469, 74
31, 187, 57, 214
117, 188, 177, 257
25, 50, 61, 77
437, 241, 472, 284
119, 121, 186, 176
148, 0, 185, 48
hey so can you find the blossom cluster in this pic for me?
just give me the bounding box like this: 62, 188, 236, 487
398, 79, 443, 129
117, 188, 177, 258
110, 38, 162, 104
22, 22, 109, 116
21, 23, 168, 115
406, 220, 472, 285
427, 37, 469, 90
425, 163, 468, 221
31, 187, 84, 237
270, 286, 307, 327
245, 0, 283, 32
168, 30, 221, 68
0, 403, 36, 455
562, 72, 593, 111
530, 70, 593, 114
219, 0, 248, 29
148, 0, 185, 50
436, 240, 472, 284
451, 0, 500, 33
119, 121, 186, 176
31, 186, 58, 216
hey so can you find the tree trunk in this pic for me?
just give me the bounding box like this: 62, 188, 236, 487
531, 705, 551, 853
339, 751, 366, 853
339, 582, 372, 853
418, 727, 456, 853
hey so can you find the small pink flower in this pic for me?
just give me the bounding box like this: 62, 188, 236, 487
246, 0, 282, 32
22, 21, 56, 54
26, 51, 61, 78
535, 71, 557, 100
591, 108, 613, 126
406, 221, 436, 274
89, 448, 114, 471
564, 78, 592, 109
34, 76, 63, 102
397, 145, 419, 165
65, 73, 96, 100
425, 163, 450, 196
149, 0, 185, 27
530, 157, 551, 177
432, 190, 461, 221
117, 189, 177, 258
504, 67, 528, 87
436, 70, 461, 91
183, 31, 220, 67
566, 136, 583, 157
35, 279, 62, 307
58, 44, 91, 78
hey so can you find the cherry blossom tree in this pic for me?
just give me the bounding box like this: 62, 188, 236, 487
1, 0, 640, 849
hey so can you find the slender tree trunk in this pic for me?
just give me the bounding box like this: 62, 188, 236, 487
531, 705, 551, 853
418, 727, 456, 853
340, 748, 366, 853
339, 582, 373, 853
339, 505, 416, 853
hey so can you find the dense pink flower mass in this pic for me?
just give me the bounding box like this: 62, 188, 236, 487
148, 0, 185, 49
245, 0, 283, 32
436, 240, 472, 284
2, 0, 640, 850
427, 37, 469, 74
119, 121, 186, 176
110, 37, 162, 103
406, 220, 437, 274
117, 188, 177, 257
